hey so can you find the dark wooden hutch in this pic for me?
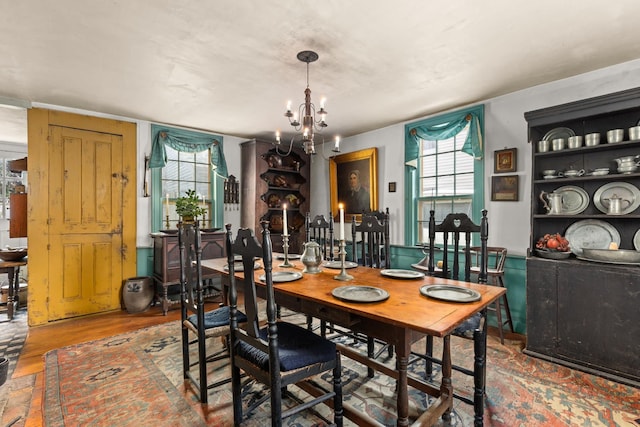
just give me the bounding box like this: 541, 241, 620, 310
525, 88, 640, 387
240, 139, 310, 253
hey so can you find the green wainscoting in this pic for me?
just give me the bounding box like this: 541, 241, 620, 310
136, 247, 154, 278
390, 245, 526, 334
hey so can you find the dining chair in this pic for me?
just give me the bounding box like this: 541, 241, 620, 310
470, 246, 514, 344
179, 221, 246, 404
419, 209, 489, 427
349, 209, 392, 377
226, 222, 343, 427
305, 212, 335, 261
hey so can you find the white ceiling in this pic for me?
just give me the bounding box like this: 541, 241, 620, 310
2, 1, 640, 145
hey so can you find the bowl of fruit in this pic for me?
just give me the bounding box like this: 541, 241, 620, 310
535, 233, 571, 259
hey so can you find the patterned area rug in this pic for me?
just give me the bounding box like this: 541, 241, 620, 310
43, 319, 640, 426
0, 308, 29, 423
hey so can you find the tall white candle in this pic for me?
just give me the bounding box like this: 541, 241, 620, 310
165, 193, 169, 217
283, 204, 288, 236
339, 203, 345, 240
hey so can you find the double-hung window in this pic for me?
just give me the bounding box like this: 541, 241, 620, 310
404, 105, 484, 246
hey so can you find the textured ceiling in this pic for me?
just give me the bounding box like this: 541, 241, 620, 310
2, 1, 640, 145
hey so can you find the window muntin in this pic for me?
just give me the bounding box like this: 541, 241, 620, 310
0, 160, 24, 220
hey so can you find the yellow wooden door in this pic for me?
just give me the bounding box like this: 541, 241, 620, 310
47, 126, 124, 319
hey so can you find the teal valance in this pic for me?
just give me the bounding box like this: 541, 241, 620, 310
405, 106, 484, 169
149, 126, 228, 177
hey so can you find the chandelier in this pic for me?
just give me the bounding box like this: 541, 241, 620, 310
275, 50, 340, 156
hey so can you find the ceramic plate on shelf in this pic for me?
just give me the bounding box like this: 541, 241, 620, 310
259, 271, 302, 282
332, 286, 389, 303
323, 260, 358, 269
564, 219, 621, 256
634, 229, 640, 251
593, 182, 640, 215
553, 186, 590, 215
542, 127, 576, 141
380, 269, 425, 279
419, 284, 481, 303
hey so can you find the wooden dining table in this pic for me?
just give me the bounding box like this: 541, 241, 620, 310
202, 256, 505, 427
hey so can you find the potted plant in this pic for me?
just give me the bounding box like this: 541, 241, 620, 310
175, 189, 206, 223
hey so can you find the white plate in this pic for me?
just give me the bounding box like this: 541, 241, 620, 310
593, 182, 640, 215
542, 127, 576, 141
552, 186, 590, 215
564, 219, 621, 256
634, 229, 640, 251
380, 269, 425, 279
323, 260, 358, 269
332, 286, 389, 303
258, 271, 302, 282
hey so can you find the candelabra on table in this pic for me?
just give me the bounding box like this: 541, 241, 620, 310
334, 239, 353, 281
280, 234, 294, 268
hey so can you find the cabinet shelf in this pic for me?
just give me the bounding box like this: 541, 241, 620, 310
534, 138, 640, 158
534, 172, 640, 184
533, 214, 640, 219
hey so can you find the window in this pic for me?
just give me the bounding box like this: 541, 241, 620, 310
417, 124, 474, 243
404, 105, 484, 246
0, 159, 25, 220
162, 146, 211, 229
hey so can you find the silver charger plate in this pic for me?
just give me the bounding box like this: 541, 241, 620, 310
577, 256, 640, 266
542, 127, 576, 141
419, 284, 481, 303
634, 229, 640, 251
593, 182, 640, 215
550, 186, 590, 215
323, 260, 358, 269
564, 219, 621, 256
258, 271, 303, 282
276, 254, 302, 260
224, 262, 261, 272
380, 269, 425, 279
332, 286, 390, 303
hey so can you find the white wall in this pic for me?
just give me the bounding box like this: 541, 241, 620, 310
309, 58, 640, 256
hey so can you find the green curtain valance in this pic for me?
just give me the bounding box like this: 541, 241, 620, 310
149, 126, 228, 177
405, 107, 484, 169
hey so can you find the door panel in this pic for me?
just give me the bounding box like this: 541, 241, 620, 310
48, 126, 123, 320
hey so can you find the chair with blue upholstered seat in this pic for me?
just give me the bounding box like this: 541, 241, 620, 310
226, 222, 343, 427
179, 221, 246, 404
419, 209, 489, 427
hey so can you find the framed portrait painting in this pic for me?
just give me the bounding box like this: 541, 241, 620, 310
329, 148, 378, 220
494, 148, 517, 173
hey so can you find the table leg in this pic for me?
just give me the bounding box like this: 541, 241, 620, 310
395, 340, 410, 427
6, 267, 19, 321
441, 335, 453, 423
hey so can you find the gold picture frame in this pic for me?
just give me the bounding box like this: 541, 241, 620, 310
494, 148, 517, 173
491, 175, 519, 201
329, 148, 378, 220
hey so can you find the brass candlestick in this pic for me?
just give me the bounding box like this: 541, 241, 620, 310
280, 234, 294, 268
334, 239, 353, 281
165, 215, 170, 229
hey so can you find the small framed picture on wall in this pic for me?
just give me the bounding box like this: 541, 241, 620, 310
491, 175, 519, 201
494, 148, 517, 173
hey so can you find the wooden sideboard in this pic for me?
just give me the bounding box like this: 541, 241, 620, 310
152, 229, 225, 315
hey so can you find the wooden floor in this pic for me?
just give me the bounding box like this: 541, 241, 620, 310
13, 304, 206, 426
